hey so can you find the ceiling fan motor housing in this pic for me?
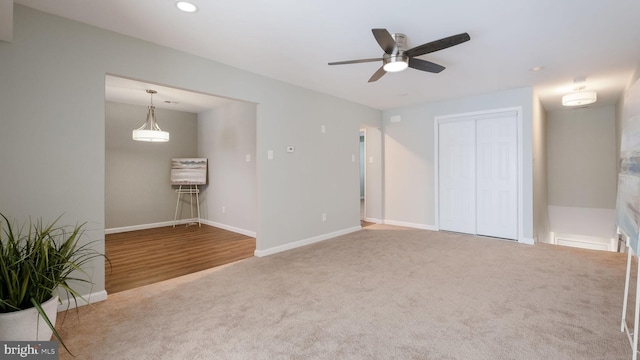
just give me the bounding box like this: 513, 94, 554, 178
383, 33, 408, 72
391, 33, 407, 50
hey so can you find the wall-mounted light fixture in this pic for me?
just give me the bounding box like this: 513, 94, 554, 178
132, 90, 170, 142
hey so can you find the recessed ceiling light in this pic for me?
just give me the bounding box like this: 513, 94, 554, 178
530, 66, 544, 72
176, 1, 198, 13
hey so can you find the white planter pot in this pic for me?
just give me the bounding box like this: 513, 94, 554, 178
0, 296, 59, 341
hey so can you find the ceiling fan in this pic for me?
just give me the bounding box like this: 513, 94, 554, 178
328, 29, 470, 82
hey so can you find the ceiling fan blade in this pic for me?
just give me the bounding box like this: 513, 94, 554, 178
372, 28, 397, 54
368, 66, 386, 82
408, 58, 445, 73
405, 33, 470, 58
328, 58, 382, 66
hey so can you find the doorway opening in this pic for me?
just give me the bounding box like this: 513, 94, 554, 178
360, 129, 375, 228
104, 74, 258, 293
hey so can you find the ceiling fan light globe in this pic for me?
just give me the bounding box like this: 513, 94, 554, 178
383, 61, 408, 72
383, 53, 409, 73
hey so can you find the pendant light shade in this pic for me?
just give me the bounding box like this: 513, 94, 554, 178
132, 90, 170, 142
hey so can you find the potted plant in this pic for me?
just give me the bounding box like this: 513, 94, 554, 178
0, 212, 105, 353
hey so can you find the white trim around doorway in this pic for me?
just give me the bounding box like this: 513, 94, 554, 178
433, 106, 528, 244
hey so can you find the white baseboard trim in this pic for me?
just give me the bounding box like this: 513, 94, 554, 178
105, 219, 256, 238
57, 290, 107, 312
200, 219, 256, 238
105, 219, 197, 234
254, 226, 362, 257
383, 219, 438, 231
364, 217, 383, 224
519, 237, 535, 245
380, 219, 533, 244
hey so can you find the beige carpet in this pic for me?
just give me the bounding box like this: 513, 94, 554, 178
56, 225, 633, 359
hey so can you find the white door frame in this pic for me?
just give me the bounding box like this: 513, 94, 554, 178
434, 106, 525, 243
359, 128, 366, 222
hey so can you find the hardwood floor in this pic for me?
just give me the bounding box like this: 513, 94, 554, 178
361, 220, 375, 228
105, 224, 256, 294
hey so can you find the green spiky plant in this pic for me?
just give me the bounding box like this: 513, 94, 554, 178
0, 213, 105, 355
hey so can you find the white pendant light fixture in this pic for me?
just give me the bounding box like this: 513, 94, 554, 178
132, 90, 170, 142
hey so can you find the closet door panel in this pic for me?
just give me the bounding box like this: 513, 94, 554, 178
438, 120, 476, 235
476, 116, 518, 239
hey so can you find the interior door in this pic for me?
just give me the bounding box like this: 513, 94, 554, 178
476, 115, 518, 239
438, 120, 476, 234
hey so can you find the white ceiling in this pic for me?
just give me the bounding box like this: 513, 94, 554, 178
105, 75, 234, 113
14, 0, 640, 112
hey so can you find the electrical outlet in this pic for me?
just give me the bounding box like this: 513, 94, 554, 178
222, 206, 226, 214
321, 125, 326, 133
267, 150, 273, 160
245, 154, 251, 162
322, 213, 326, 222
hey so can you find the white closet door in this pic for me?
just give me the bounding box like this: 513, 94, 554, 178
438, 120, 476, 235
476, 115, 518, 239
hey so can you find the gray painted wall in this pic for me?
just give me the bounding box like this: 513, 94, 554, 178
547, 106, 617, 209
382, 87, 534, 239
0, 5, 381, 297
198, 101, 257, 233
105, 101, 198, 228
